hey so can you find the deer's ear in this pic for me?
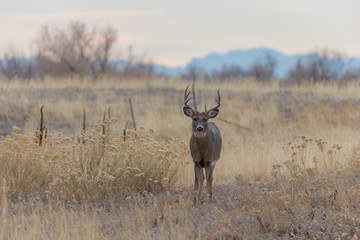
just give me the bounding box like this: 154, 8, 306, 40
207, 109, 219, 119
183, 107, 193, 118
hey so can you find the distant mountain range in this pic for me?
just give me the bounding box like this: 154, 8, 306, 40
150, 47, 360, 79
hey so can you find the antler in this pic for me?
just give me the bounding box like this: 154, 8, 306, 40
184, 85, 196, 112
207, 89, 221, 112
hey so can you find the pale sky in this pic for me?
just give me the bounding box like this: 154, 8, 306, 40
0, 0, 359, 67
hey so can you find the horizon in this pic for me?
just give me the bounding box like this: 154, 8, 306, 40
1, 0, 359, 68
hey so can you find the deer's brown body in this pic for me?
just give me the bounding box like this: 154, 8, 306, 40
190, 122, 221, 168
183, 86, 222, 203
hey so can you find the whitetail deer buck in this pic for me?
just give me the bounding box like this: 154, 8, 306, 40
183, 86, 222, 203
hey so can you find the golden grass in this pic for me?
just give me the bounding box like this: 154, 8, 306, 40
1, 76, 360, 238
0, 125, 187, 202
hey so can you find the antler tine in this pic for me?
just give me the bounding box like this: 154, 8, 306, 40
184, 85, 191, 101
184, 97, 192, 105
184, 85, 195, 110
208, 89, 221, 111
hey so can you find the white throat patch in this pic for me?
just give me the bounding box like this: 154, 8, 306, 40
193, 131, 207, 137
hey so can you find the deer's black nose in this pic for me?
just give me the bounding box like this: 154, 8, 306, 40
196, 126, 204, 132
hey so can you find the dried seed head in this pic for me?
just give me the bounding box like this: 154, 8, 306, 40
12, 126, 21, 132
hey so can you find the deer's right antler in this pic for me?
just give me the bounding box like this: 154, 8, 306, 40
184, 85, 196, 112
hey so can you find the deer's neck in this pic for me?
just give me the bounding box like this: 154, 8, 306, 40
192, 134, 211, 153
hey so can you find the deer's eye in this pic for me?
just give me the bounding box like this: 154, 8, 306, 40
193, 117, 197, 121
204, 119, 208, 122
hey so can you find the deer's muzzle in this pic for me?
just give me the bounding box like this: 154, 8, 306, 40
196, 125, 204, 132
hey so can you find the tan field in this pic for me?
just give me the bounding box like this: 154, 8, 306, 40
1, 77, 360, 239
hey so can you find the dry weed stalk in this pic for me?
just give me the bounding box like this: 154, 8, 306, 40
102, 112, 106, 135
36, 106, 47, 146
257, 136, 348, 235
123, 122, 129, 142
82, 107, 86, 133
128, 93, 136, 131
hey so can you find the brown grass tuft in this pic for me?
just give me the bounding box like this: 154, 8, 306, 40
0, 125, 187, 202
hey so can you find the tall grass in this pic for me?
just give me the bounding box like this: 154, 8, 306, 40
1, 77, 360, 238
0, 124, 187, 202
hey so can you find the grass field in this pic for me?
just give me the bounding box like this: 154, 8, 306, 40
1, 77, 360, 239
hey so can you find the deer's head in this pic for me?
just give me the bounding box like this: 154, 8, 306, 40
183, 86, 220, 137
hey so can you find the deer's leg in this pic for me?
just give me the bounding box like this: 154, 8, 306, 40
194, 164, 204, 203
205, 165, 215, 201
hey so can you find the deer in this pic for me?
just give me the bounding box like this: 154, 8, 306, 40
183, 86, 222, 203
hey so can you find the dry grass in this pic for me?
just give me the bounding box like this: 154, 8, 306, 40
0, 125, 187, 202
1, 77, 360, 238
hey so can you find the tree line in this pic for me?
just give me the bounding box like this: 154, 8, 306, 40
1, 21, 360, 82
205, 49, 360, 82
0, 21, 154, 80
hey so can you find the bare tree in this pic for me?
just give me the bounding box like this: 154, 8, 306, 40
341, 66, 360, 81
288, 60, 310, 84
35, 21, 118, 78
287, 48, 345, 83
120, 46, 155, 78
91, 25, 118, 77
215, 65, 245, 80
0, 48, 36, 80
35, 22, 91, 76
187, 65, 201, 82
248, 53, 277, 81
310, 48, 344, 81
